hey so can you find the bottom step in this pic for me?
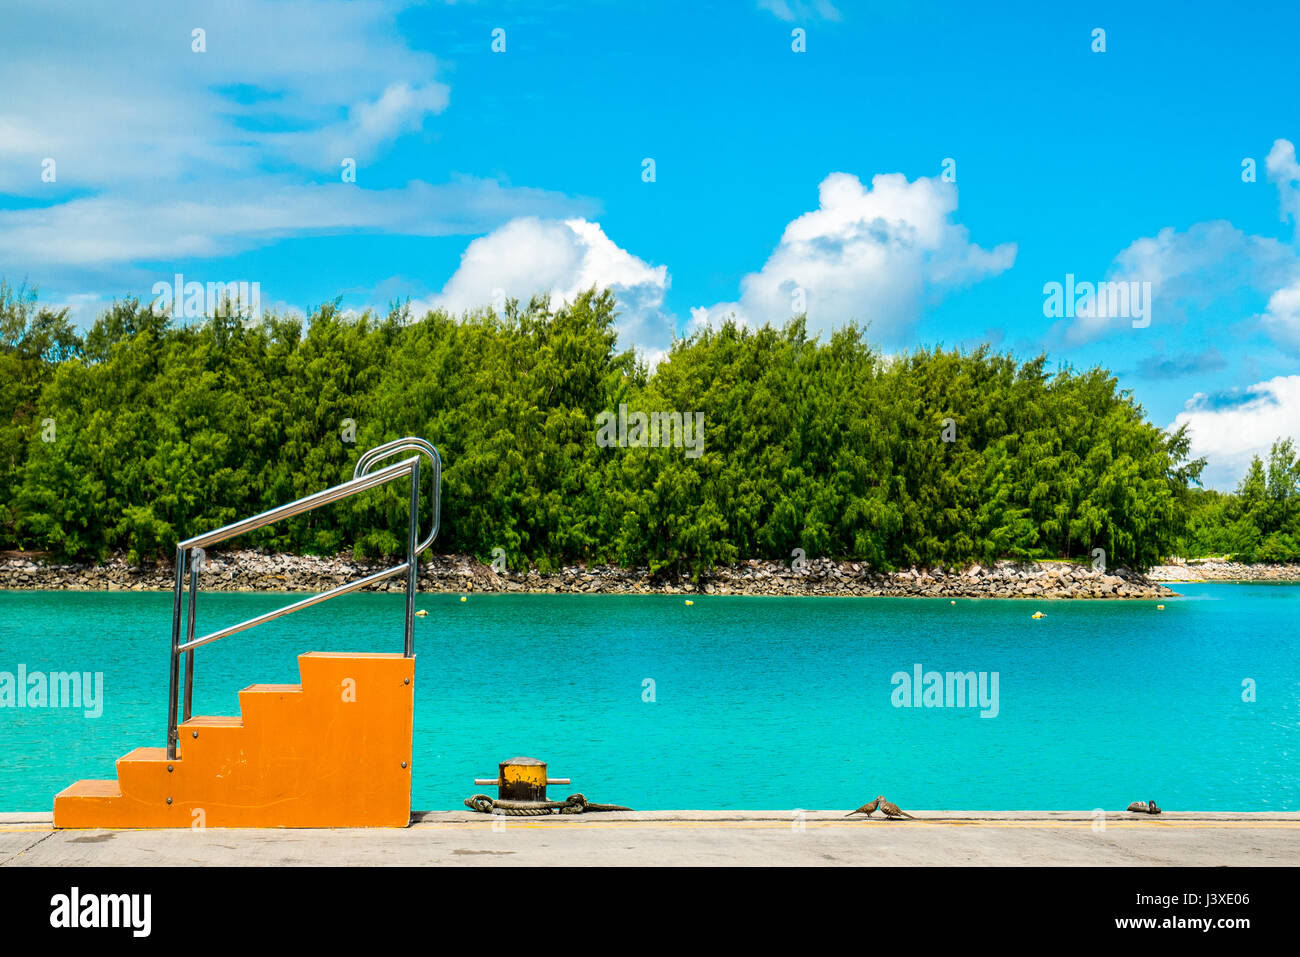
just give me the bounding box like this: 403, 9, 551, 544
56, 780, 122, 799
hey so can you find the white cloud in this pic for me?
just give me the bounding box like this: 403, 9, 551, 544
1261, 279, 1300, 354
420, 217, 675, 362
1114, 222, 1295, 302
0, 178, 592, 268
1267, 138, 1300, 226
0, 0, 585, 311
690, 171, 1016, 342
1068, 138, 1300, 348
757, 0, 842, 22
0, 1, 448, 193
266, 82, 451, 168
1170, 375, 1300, 490
1060, 221, 1299, 345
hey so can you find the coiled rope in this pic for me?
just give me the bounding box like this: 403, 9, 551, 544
464, 793, 631, 816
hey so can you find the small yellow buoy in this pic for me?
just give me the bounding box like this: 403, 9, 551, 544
1031, 611, 1045, 619
460, 596, 467, 603
684, 600, 694, 606
950, 600, 956, 605
414, 609, 428, 617
1157, 604, 1164, 610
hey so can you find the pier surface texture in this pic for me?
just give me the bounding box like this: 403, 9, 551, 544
3, 810, 1298, 866
52, 652, 416, 828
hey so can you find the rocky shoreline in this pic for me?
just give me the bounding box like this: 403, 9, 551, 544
0, 550, 1182, 599
1146, 559, 1300, 582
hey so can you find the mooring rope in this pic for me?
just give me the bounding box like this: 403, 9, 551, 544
464, 793, 632, 815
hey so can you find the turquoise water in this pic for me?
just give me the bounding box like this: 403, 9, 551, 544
0, 585, 1296, 811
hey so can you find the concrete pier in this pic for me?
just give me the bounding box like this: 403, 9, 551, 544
3, 810, 1298, 866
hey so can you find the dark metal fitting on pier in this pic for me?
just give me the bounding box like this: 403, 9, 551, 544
473, 757, 571, 802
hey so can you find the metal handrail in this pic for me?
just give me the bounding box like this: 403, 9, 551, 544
165, 437, 442, 759
353, 436, 442, 552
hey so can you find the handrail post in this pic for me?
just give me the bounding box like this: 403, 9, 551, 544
183, 548, 201, 722
167, 545, 186, 760
404, 459, 420, 658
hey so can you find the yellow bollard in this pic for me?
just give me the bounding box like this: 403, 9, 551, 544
473, 757, 571, 802
500, 757, 549, 802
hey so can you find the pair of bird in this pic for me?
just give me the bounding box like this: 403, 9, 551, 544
847, 795, 914, 820
1127, 799, 1162, 815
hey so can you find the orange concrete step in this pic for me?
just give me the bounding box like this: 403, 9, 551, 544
182, 715, 243, 726
54, 652, 415, 829
237, 683, 303, 728
114, 746, 172, 798
57, 779, 122, 798
176, 713, 244, 764
51, 780, 124, 826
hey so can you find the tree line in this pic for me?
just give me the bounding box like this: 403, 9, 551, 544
1177, 440, 1300, 562
2, 278, 1291, 574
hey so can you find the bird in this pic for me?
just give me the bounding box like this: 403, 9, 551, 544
1127, 800, 1162, 814
846, 796, 881, 817
879, 798, 915, 820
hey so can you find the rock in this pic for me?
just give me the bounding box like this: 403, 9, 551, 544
0, 549, 1213, 600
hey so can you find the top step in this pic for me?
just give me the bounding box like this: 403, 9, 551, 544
303, 651, 407, 659
180, 715, 242, 728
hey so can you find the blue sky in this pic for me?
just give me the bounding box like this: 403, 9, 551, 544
2, 0, 1298, 488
